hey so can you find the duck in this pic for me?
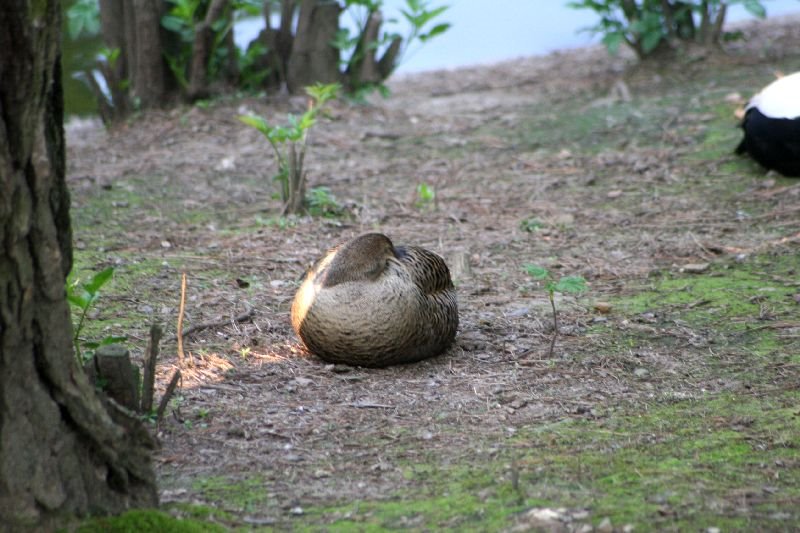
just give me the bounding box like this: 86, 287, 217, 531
735, 71, 800, 177
291, 233, 459, 367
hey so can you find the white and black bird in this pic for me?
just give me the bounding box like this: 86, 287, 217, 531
735, 71, 800, 177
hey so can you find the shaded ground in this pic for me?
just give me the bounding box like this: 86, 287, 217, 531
67, 16, 800, 532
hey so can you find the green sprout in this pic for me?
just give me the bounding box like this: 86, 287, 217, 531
524, 264, 587, 358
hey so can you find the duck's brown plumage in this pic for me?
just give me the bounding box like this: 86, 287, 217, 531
290, 233, 458, 367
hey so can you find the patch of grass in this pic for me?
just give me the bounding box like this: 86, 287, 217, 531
620, 254, 797, 327
75, 509, 225, 532
191, 476, 273, 514
303, 464, 528, 531
514, 392, 800, 530
162, 502, 235, 524
290, 392, 799, 531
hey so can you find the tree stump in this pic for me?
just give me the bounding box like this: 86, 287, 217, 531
84, 345, 141, 411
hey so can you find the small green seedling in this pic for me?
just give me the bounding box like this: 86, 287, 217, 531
239, 83, 340, 215
524, 264, 587, 358
520, 218, 544, 232
415, 182, 436, 209
306, 186, 344, 218
67, 267, 126, 365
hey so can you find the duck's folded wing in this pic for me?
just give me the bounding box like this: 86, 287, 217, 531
395, 246, 454, 295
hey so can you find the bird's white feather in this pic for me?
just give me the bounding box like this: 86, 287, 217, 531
747, 71, 800, 119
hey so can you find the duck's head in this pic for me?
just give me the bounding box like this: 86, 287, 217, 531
317, 233, 398, 288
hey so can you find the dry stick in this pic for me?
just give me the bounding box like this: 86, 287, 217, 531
156, 369, 182, 423
177, 272, 187, 367
546, 292, 558, 359
140, 323, 163, 413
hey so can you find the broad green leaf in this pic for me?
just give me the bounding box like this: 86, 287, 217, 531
238, 114, 272, 136
554, 276, 587, 294
524, 264, 550, 280
742, 0, 766, 18
83, 267, 114, 295
419, 22, 451, 43
602, 32, 624, 55
640, 29, 663, 54
67, 289, 92, 310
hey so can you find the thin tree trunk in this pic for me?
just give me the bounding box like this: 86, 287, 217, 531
98, 0, 130, 118
0, 2, 157, 529
131, 0, 168, 108
188, 0, 231, 100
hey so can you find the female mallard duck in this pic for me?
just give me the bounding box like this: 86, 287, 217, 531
291, 233, 458, 367
735, 71, 800, 177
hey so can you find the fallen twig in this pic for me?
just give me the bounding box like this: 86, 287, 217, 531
157, 369, 182, 423
177, 272, 187, 366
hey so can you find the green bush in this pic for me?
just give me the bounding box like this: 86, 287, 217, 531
568, 0, 766, 59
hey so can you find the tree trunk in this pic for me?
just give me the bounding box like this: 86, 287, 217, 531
131, 0, 169, 107
287, 0, 341, 93
0, 2, 158, 529
98, 0, 130, 118
188, 0, 231, 100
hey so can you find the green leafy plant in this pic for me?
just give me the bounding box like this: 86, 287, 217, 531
335, 0, 450, 96
239, 82, 340, 214
524, 264, 587, 358
520, 218, 544, 232
415, 182, 436, 209
568, 0, 766, 59
66, 0, 101, 40
67, 267, 126, 365
306, 186, 345, 218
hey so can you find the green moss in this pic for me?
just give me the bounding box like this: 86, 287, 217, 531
285, 391, 798, 530
191, 476, 274, 513
76, 509, 225, 533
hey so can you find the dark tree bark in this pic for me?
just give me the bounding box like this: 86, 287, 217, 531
98, 0, 130, 118
188, 0, 231, 100
131, 0, 169, 107
0, 2, 157, 529
287, 0, 342, 93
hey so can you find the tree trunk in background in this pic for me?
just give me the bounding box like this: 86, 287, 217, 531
131, 0, 170, 107
98, 0, 130, 118
188, 0, 231, 100
287, 0, 342, 93
0, 2, 158, 529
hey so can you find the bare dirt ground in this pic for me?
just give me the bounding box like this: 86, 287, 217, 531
66, 15, 800, 530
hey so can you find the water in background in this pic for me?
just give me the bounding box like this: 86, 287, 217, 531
235, 0, 800, 73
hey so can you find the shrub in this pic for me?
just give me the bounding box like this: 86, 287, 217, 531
568, 0, 766, 59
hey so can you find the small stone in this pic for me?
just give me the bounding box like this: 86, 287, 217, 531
680, 263, 709, 273
594, 301, 612, 314
634, 367, 649, 378
289, 506, 304, 515
160, 240, 172, 249
607, 189, 623, 198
